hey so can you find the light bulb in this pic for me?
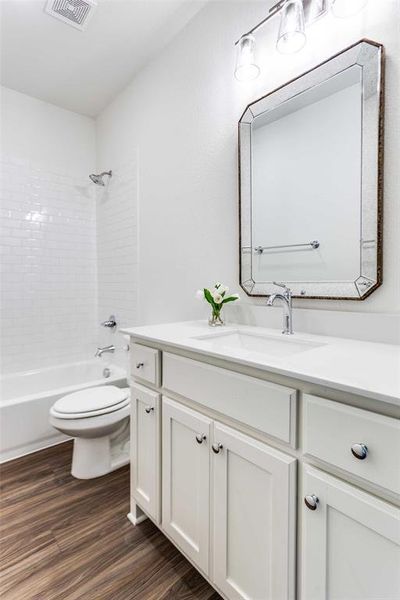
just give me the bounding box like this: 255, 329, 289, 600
235, 34, 260, 81
331, 0, 368, 18
277, 0, 306, 54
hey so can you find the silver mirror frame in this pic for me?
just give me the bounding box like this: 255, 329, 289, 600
239, 39, 384, 300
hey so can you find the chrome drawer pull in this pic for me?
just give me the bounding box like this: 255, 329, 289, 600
144, 406, 154, 414
351, 443, 368, 460
304, 494, 319, 510
212, 442, 223, 454
195, 434, 207, 444
136, 362, 144, 369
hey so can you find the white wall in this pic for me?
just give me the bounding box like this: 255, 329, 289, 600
96, 0, 400, 326
0, 87, 97, 373
0, 86, 95, 177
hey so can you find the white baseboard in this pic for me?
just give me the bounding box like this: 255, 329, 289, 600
0, 435, 71, 464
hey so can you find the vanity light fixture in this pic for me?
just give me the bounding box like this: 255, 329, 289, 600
277, 0, 306, 54
303, 0, 329, 23
234, 0, 368, 81
234, 34, 260, 81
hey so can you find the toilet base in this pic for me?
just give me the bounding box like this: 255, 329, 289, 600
71, 421, 130, 479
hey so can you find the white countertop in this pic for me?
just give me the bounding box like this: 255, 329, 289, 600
121, 321, 400, 406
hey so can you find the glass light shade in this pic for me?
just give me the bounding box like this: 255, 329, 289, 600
277, 0, 306, 54
303, 0, 328, 25
235, 34, 260, 81
331, 0, 368, 18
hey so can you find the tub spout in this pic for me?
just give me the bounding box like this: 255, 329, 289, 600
95, 345, 115, 358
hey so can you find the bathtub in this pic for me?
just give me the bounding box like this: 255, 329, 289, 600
0, 360, 127, 463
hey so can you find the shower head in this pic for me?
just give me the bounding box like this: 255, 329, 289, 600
89, 170, 112, 186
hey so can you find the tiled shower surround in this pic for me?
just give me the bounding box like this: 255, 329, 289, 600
96, 160, 138, 370
0, 158, 97, 374
0, 157, 138, 375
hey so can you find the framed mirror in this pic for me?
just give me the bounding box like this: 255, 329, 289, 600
239, 39, 384, 300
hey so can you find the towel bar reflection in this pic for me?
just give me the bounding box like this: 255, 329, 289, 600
254, 240, 320, 254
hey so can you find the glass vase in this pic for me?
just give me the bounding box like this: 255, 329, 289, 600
209, 309, 224, 327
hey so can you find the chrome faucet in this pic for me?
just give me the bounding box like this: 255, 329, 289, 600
267, 282, 293, 335
95, 345, 115, 358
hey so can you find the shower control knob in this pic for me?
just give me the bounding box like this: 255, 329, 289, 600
304, 494, 319, 511
351, 443, 368, 460
144, 406, 154, 414
101, 315, 117, 328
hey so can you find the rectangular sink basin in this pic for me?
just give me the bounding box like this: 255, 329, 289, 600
192, 330, 323, 358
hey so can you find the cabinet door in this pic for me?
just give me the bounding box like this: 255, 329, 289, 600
131, 383, 160, 522
162, 396, 211, 575
302, 465, 400, 600
213, 422, 297, 600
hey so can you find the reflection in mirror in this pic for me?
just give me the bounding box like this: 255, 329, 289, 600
239, 40, 383, 300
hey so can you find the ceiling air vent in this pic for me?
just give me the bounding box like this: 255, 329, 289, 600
44, 0, 97, 31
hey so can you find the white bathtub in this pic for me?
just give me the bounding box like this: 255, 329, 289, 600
0, 360, 127, 463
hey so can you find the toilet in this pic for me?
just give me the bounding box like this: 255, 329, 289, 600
50, 385, 130, 479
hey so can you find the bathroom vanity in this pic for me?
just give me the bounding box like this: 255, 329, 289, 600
121, 39, 397, 599
123, 321, 400, 600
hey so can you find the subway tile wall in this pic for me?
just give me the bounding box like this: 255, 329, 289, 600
96, 159, 138, 370
0, 157, 98, 374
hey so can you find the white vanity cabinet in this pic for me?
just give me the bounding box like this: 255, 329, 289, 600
162, 397, 211, 575
161, 396, 296, 595
130, 383, 160, 522
213, 422, 296, 600
302, 465, 400, 600
127, 336, 400, 600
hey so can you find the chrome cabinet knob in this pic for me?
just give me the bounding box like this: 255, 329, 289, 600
136, 362, 144, 369
144, 406, 154, 414
212, 442, 223, 454
304, 494, 319, 510
351, 443, 368, 460
196, 434, 207, 444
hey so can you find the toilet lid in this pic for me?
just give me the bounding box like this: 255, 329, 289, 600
50, 397, 130, 420
53, 386, 129, 415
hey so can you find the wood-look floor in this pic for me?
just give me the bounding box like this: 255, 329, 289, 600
0, 441, 221, 600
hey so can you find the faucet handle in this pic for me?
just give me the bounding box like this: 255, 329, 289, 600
273, 281, 291, 294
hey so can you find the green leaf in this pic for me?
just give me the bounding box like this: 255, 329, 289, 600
204, 288, 216, 309
222, 295, 239, 305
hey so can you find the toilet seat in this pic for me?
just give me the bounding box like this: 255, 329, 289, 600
50, 386, 130, 420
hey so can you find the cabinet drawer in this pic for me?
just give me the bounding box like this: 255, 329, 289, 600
130, 342, 160, 386
304, 394, 400, 495
163, 352, 297, 446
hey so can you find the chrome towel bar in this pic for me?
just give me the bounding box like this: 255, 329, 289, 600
254, 240, 320, 254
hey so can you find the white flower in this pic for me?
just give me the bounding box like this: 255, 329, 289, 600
196, 289, 205, 301
213, 282, 228, 295
213, 292, 223, 304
